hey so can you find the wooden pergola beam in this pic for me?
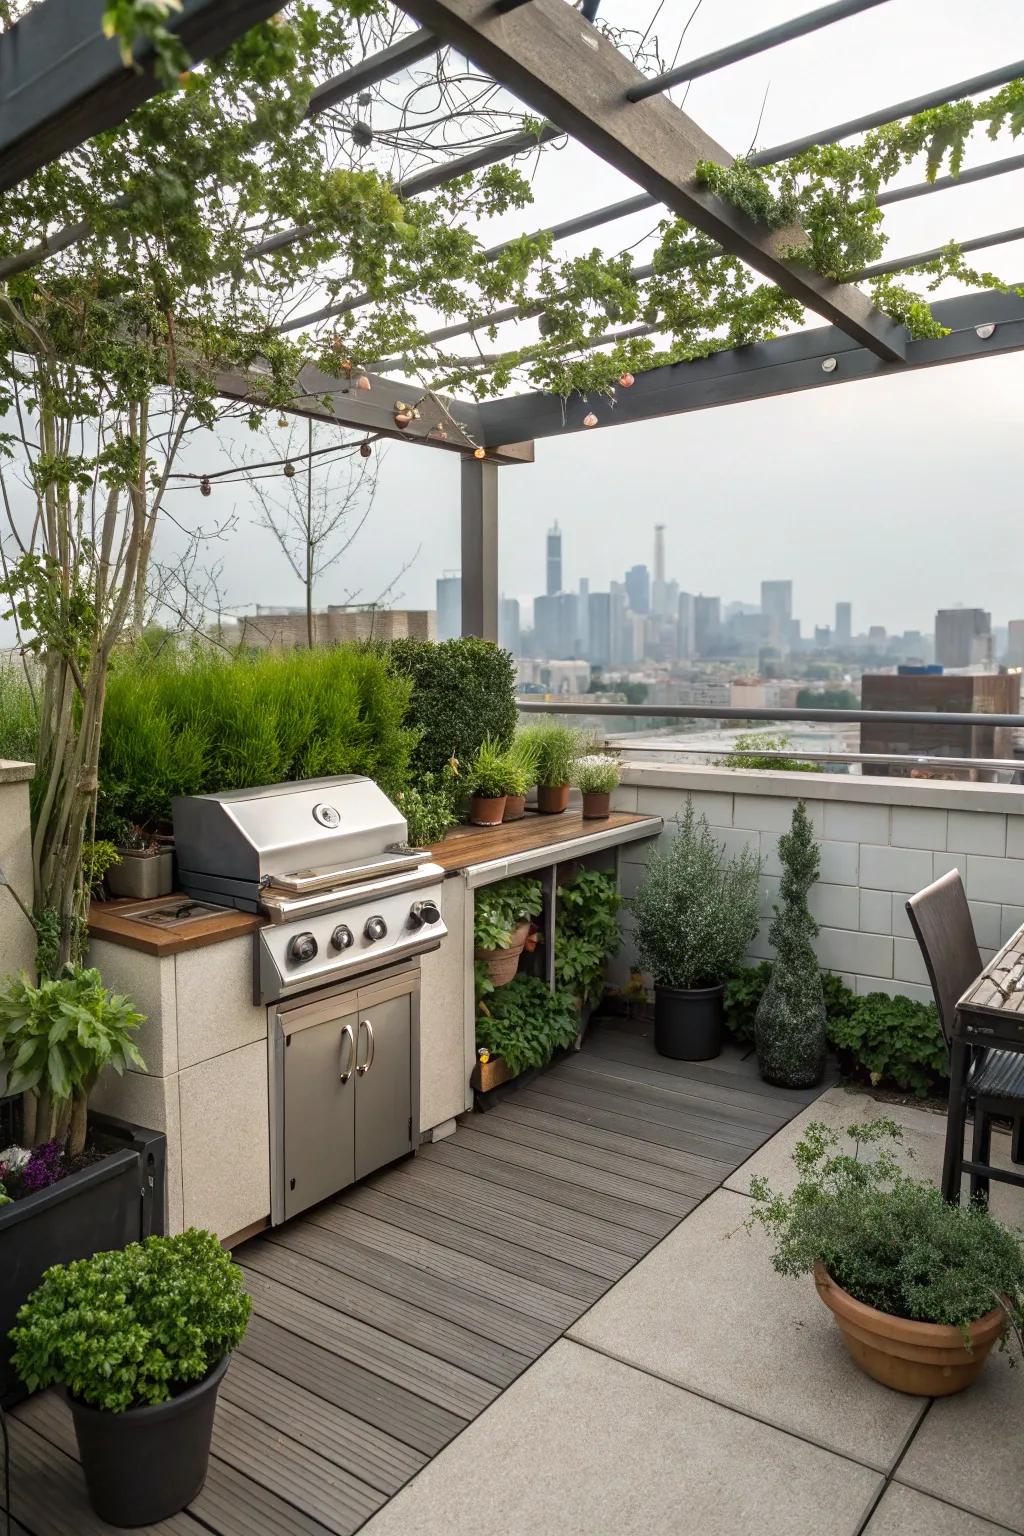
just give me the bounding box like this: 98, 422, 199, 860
394, 0, 906, 364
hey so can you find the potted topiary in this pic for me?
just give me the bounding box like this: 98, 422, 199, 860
10, 1229, 252, 1524
502, 732, 540, 822
521, 724, 580, 814
473, 876, 543, 987
631, 800, 761, 1060
573, 754, 621, 819
755, 801, 828, 1088
748, 1118, 1024, 1396
466, 737, 509, 826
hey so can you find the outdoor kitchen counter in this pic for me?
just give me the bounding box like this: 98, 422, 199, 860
429, 808, 662, 881
88, 894, 265, 956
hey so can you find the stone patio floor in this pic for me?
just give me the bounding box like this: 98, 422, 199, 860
360, 1086, 1024, 1536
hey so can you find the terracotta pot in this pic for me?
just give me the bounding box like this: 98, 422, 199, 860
813, 1262, 1006, 1397
502, 793, 527, 822
470, 793, 506, 826
474, 919, 530, 987
537, 783, 569, 815
582, 790, 611, 819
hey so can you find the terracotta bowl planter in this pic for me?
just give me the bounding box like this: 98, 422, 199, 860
813, 1262, 1006, 1397
502, 794, 527, 822
474, 919, 530, 987
537, 783, 569, 815
470, 793, 506, 826
581, 790, 611, 819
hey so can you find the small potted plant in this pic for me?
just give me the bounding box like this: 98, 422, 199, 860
631, 800, 761, 1060
10, 1229, 252, 1524
502, 732, 540, 822
105, 822, 174, 900
521, 724, 580, 814
473, 876, 543, 986
748, 1118, 1024, 1396
755, 801, 827, 1088
573, 754, 621, 819
466, 737, 509, 826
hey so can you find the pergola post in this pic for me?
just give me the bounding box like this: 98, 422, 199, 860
460, 456, 499, 640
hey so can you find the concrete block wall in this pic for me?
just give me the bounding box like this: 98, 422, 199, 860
613, 764, 1024, 1005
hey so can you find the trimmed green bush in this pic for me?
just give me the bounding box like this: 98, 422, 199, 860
386, 637, 517, 779
755, 802, 827, 1088
98, 645, 415, 834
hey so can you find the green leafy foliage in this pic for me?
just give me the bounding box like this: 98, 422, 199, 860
10, 1229, 252, 1409
467, 735, 512, 799
0, 966, 144, 1116
102, 0, 189, 89
0, 666, 37, 764
474, 877, 542, 951
396, 763, 460, 848
98, 644, 414, 833
502, 731, 540, 797
555, 869, 620, 1005
720, 732, 823, 773
748, 1119, 1024, 1337
573, 755, 621, 794
829, 991, 947, 1098
81, 840, 121, 892
475, 975, 579, 1078
386, 639, 517, 780
796, 689, 859, 710
631, 800, 762, 989
518, 723, 580, 788
755, 803, 827, 1088
724, 961, 775, 1046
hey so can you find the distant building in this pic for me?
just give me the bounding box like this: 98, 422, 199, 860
935, 607, 992, 668
761, 580, 793, 645
814, 626, 832, 648
436, 575, 461, 641
240, 606, 435, 650
835, 601, 852, 645
546, 522, 562, 597
860, 670, 1020, 780
534, 591, 581, 659
1006, 619, 1024, 667
499, 597, 521, 655
678, 591, 695, 659
625, 564, 650, 615
694, 594, 721, 657
588, 590, 627, 668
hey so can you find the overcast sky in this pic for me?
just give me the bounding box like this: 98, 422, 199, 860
166, 0, 1024, 638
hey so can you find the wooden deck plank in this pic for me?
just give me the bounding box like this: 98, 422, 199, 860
521, 1073, 768, 1153
513, 1084, 747, 1165
570, 1043, 801, 1122
590, 1024, 830, 1103
241, 1238, 530, 1388
485, 1100, 727, 1183
421, 1135, 681, 1236
547, 1055, 790, 1134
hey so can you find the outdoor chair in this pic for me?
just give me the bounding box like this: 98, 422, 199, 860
906, 869, 1024, 1203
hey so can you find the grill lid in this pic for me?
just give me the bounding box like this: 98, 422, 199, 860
172, 775, 410, 888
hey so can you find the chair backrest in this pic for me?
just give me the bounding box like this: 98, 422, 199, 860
905, 869, 982, 1048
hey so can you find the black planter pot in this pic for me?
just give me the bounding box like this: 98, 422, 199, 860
0, 1114, 166, 1407
70, 1354, 229, 1527
654, 983, 724, 1061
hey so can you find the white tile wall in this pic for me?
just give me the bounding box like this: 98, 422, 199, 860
616, 770, 1024, 1008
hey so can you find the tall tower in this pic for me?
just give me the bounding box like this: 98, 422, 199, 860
546, 521, 562, 596
653, 524, 666, 585
835, 601, 852, 645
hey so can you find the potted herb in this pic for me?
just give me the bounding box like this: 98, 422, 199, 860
554, 868, 620, 1007
521, 724, 580, 814
105, 823, 173, 900
502, 732, 540, 822
748, 1118, 1024, 1396
631, 801, 761, 1060
573, 754, 621, 819
10, 1230, 251, 1524
396, 760, 460, 847
475, 973, 579, 1087
466, 737, 509, 826
473, 876, 543, 987
755, 802, 827, 1088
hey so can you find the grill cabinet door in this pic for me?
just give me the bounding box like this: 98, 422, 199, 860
354, 995, 413, 1181
282, 1008, 357, 1220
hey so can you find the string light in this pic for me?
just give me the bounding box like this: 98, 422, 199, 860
359, 440, 373, 458
394, 408, 412, 429
583, 411, 598, 428
618, 372, 635, 388
283, 460, 296, 477
356, 374, 371, 392
200, 475, 211, 497
473, 446, 486, 460
276, 413, 289, 428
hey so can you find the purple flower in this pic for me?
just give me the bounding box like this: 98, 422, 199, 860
22, 1141, 65, 1193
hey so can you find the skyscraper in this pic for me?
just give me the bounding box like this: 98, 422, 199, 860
835, 601, 852, 645
436, 575, 461, 641
653, 524, 666, 584
625, 564, 650, 615
588, 590, 627, 668
499, 597, 521, 655
1007, 619, 1024, 667
935, 608, 993, 668
546, 521, 562, 596
694, 594, 721, 657
678, 591, 695, 659
761, 580, 793, 645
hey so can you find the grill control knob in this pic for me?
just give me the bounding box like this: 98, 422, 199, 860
330, 924, 354, 952
289, 931, 318, 964
364, 915, 388, 942
409, 899, 441, 928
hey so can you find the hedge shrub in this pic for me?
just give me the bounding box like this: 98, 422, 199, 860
386, 637, 517, 779
98, 646, 415, 835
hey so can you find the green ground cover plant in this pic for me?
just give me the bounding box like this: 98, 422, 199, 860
555, 868, 620, 1004
475, 975, 579, 1078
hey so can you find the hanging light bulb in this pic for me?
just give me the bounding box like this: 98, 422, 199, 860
394, 408, 413, 429
473, 446, 486, 460
618, 372, 635, 388
283, 460, 296, 478
356, 374, 371, 392
359, 440, 373, 458
199, 475, 212, 497
277, 413, 288, 428
583, 411, 598, 428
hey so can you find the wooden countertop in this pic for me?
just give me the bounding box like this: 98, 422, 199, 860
429, 809, 661, 877
89, 894, 265, 957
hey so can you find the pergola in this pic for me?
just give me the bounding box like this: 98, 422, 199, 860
3, 0, 1023, 639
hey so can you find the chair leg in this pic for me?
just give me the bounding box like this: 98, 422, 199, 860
1012, 1117, 1024, 1165
942, 1041, 970, 1204
970, 1108, 992, 1206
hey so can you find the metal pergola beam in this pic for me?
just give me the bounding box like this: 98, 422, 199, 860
0, 0, 282, 194
394, 0, 905, 362
474, 286, 1024, 443
308, 27, 440, 115
857, 225, 1024, 279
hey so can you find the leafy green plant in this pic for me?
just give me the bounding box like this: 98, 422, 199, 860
0, 666, 37, 764
631, 800, 762, 989
0, 968, 145, 1156
519, 723, 580, 788
573, 755, 621, 794
724, 961, 774, 1045
397, 763, 460, 848
555, 869, 620, 1004
755, 802, 827, 1088
474, 877, 543, 951
81, 840, 121, 892
387, 638, 517, 780
748, 1119, 1024, 1340
475, 975, 579, 1078
467, 736, 512, 799
503, 731, 541, 797
830, 992, 947, 1098
720, 732, 822, 773
10, 1229, 252, 1410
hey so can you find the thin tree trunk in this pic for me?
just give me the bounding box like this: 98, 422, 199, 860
21, 1089, 37, 1146
68, 1091, 88, 1158
306, 416, 314, 648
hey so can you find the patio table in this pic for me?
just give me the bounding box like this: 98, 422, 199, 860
943, 920, 1024, 1200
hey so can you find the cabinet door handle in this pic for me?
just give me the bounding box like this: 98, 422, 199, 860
339, 1022, 356, 1084
357, 1017, 375, 1076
